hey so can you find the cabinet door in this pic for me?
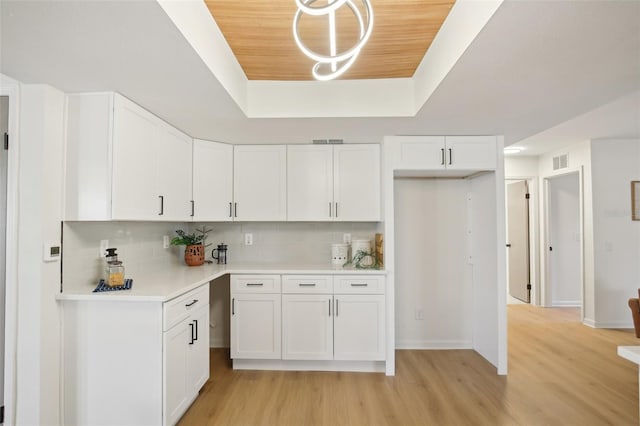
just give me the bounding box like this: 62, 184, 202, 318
187, 304, 210, 396
334, 294, 385, 361
230, 293, 281, 359
157, 125, 193, 221
282, 294, 333, 360
445, 136, 497, 170
192, 140, 234, 221
287, 145, 333, 221
233, 145, 287, 221
333, 144, 380, 221
393, 136, 446, 170
111, 95, 160, 220
163, 319, 190, 426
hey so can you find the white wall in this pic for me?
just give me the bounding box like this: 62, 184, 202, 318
15, 84, 65, 425
505, 156, 538, 178
394, 178, 473, 349
591, 138, 640, 327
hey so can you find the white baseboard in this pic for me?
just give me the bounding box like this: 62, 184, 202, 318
592, 321, 633, 329
583, 318, 596, 328
232, 359, 385, 373
395, 340, 472, 350
551, 300, 581, 307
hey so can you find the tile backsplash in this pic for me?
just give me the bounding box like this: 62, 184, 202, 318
62, 221, 380, 285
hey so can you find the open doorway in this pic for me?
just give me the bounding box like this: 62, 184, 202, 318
544, 171, 583, 310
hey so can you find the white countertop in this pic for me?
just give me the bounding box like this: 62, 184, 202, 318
57, 262, 386, 303
618, 346, 640, 365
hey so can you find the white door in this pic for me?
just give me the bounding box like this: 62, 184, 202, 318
507, 180, 530, 303
230, 293, 281, 359
0, 96, 8, 410
548, 173, 582, 307
157, 125, 192, 221
333, 295, 385, 361
187, 304, 210, 395
287, 145, 333, 221
163, 320, 190, 426
445, 136, 497, 170
282, 294, 333, 360
192, 140, 233, 221
233, 145, 287, 221
393, 136, 446, 170
111, 96, 159, 220
333, 144, 380, 221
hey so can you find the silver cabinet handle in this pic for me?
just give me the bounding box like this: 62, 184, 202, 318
299, 283, 316, 287
185, 299, 198, 307
190, 200, 195, 217
189, 322, 195, 345
329, 299, 331, 316
335, 202, 338, 218
246, 283, 264, 287
158, 195, 164, 216
329, 202, 332, 217
234, 202, 238, 218
232, 298, 235, 315
350, 283, 368, 287
441, 148, 445, 165
335, 299, 339, 317
449, 148, 452, 165
229, 202, 233, 218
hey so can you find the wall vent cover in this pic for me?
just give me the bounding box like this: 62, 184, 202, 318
552, 153, 568, 171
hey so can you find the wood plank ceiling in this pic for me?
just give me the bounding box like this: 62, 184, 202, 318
204, 0, 455, 81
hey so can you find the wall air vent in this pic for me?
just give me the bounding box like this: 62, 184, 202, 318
552, 153, 569, 171
312, 139, 328, 144
328, 139, 344, 144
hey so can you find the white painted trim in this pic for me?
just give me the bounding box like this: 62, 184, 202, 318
0, 78, 20, 426
495, 136, 508, 376
583, 318, 596, 328
395, 340, 472, 350
592, 321, 633, 329
541, 167, 585, 322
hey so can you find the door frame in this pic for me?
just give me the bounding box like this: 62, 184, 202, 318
541, 167, 584, 319
505, 177, 539, 305
1, 80, 20, 426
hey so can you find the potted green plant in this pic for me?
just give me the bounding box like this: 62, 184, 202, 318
171, 227, 211, 266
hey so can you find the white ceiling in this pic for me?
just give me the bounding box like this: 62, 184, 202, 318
1, 0, 639, 150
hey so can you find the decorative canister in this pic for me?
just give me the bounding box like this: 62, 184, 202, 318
351, 239, 373, 267
185, 244, 205, 266
331, 243, 350, 266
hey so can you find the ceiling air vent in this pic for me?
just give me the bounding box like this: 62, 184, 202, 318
552, 153, 568, 171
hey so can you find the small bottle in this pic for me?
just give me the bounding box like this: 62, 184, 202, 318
107, 261, 125, 287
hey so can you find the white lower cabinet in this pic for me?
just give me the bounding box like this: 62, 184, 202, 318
231, 274, 385, 368
230, 275, 282, 359
163, 300, 210, 425
62, 284, 209, 426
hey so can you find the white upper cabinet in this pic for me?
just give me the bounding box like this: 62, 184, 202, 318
392, 135, 497, 173
444, 136, 497, 170
233, 145, 287, 221
192, 140, 234, 221
65, 92, 193, 221
287, 145, 333, 221
333, 144, 381, 221
287, 144, 380, 221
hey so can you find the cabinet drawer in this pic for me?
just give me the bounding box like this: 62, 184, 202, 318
282, 275, 333, 294
231, 275, 281, 293
333, 275, 385, 294
164, 284, 210, 331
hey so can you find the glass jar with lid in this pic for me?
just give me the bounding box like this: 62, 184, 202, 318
106, 261, 125, 287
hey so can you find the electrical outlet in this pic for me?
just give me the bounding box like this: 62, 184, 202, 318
99, 240, 109, 258
245, 233, 253, 246
163, 235, 170, 249
415, 308, 424, 320
343, 233, 351, 244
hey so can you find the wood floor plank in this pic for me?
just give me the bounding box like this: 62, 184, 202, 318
179, 305, 639, 425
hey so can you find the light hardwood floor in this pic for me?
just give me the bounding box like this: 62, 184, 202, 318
179, 305, 639, 425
